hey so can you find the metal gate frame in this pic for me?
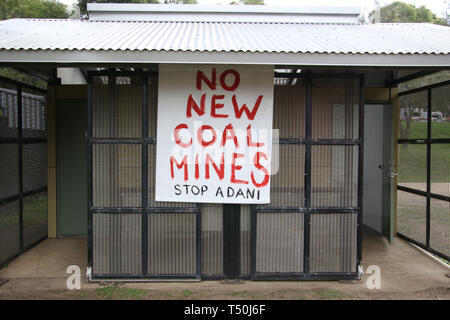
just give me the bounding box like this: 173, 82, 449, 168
397, 79, 450, 262
0, 76, 48, 266
250, 73, 364, 281
87, 70, 201, 280
87, 70, 364, 280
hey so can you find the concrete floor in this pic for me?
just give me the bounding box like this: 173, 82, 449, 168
0, 228, 448, 299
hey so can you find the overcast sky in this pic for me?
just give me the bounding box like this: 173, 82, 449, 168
60, 0, 449, 18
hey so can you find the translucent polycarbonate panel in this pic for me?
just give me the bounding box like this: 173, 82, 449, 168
148, 77, 158, 139
23, 192, 47, 248
256, 212, 304, 273
267, 144, 305, 207
93, 144, 141, 208
93, 213, 142, 275
311, 79, 359, 139
273, 83, 305, 138
0, 84, 18, 137
148, 144, 196, 208
311, 145, 358, 207
148, 213, 197, 275
431, 85, 449, 139
240, 205, 251, 275
430, 198, 450, 257
397, 191, 426, 244
21, 90, 46, 138
398, 90, 428, 140
310, 213, 357, 273
201, 204, 223, 276
23, 143, 47, 192
92, 77, 142, 138
398, 143, 427, 192
0, 200, 20, 264
431, 144, 450, 197
0, 144, 19, 199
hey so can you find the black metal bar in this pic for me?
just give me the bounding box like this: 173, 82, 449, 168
396, 186, 450, 202
91, 138, 156, 144
250, 204, 257, 277
278, 138, 361, 145
87, 74, 93, 268
196, 208, 202, 276
0, 234, 48, 268
254, 206, 359, 213
141, 75, 149, 276
430, 139, 450, 144
310, 207, 359, 213
397, 139, 428, 144
397, 185, 428, 197
397, 232, 450, 262
0, 193, 20, 205
90, 207, 201, 213
91, 274, 201, 280
223, 204, 241, 279
251, 272, 359, 281
426, 88, 431, 249
17, 86, 23, 251
398, 79, 450, 97
254, 206, 306, 213
391, 71, 437, 86
356, 75, 365, 268
309, 139, 361, 145
0, 137, 47, 144
303, 75, 312, 275
0, 75, 47, 94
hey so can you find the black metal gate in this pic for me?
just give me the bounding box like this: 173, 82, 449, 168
397, 79, 450, 261
87, 70, 363, 280
0, 76, 48, 266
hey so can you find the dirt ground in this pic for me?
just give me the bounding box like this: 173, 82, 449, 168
0, 228, 449, 300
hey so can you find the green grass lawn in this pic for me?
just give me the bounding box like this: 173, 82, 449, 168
0, 194, 47, 231
398, 121, 449, 183
399, 120, 450, 140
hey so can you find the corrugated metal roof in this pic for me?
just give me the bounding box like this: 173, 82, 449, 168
0, 19, 449, 55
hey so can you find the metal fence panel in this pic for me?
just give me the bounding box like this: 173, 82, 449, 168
148, 213, 197, 275
310, 213, 357, 273
93, 213, 142, 275
256, 212, 304, 273
0, 81, 47, 266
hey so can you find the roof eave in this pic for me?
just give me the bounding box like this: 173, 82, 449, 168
0, 50, 449, 68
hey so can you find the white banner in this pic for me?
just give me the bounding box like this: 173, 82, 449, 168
155, 64, 274, 204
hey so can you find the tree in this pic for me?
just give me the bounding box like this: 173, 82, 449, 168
77, 0, 160, 16
369, 1, 447, 25
0, 0, 69, 20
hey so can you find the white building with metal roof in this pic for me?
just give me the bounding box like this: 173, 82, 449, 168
0, 4, 449, 281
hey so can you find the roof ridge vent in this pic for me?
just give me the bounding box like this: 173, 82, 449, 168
87, 3, 361, 24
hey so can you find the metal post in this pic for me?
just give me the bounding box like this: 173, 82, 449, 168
87, 75, 93, 268
303, 75, 312, 275
357, 76, 365, 268
426, 88, 431, 249
142, 75, 149, 275
18, 86, 23, 251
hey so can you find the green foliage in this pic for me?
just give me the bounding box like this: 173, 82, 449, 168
369, 1, 447, 25
0, 0, 69, 20
0, 68, 46, 89
0, 194, 47, 231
